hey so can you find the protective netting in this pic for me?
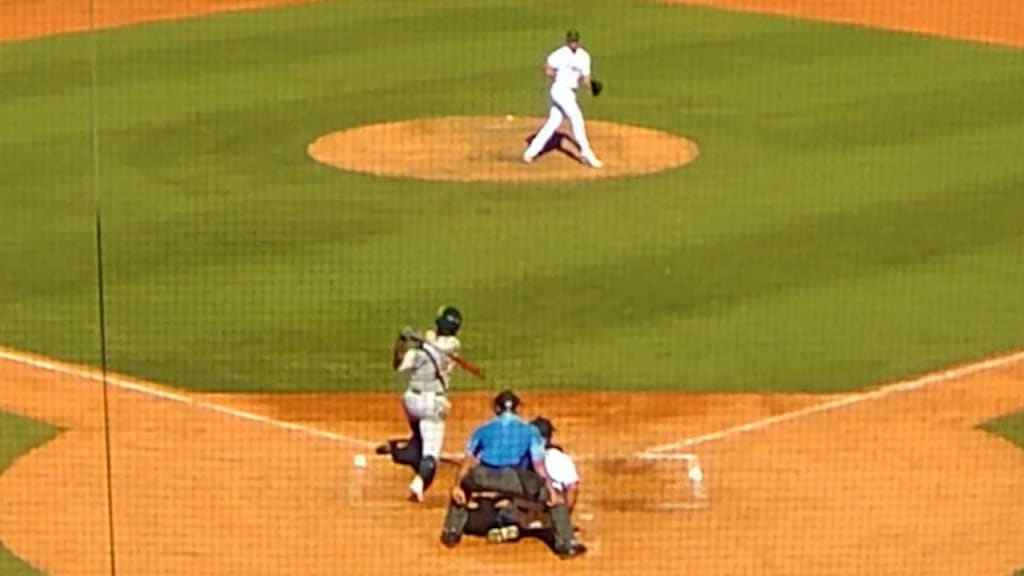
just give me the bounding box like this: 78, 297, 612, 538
1, 0, 1023, 575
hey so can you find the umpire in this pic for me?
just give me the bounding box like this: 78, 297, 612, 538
439, 390, 586, 558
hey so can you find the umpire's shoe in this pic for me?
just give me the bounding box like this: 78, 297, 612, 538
557, 542, 588, 559
440, 530, 461, 549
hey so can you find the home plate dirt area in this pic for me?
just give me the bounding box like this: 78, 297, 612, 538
0, 349, 1022, 576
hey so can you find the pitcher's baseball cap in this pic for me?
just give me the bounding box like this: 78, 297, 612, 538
566, 29, 580, 42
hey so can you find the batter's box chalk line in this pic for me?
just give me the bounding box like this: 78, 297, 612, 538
636, 451, 710, 511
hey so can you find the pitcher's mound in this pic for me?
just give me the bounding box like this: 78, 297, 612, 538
307, 116, 699, 183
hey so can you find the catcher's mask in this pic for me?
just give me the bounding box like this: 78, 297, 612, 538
435, 305, 462, 336
530, 416, 555, 442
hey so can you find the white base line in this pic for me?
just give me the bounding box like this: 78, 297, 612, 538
3, 346, 1022, 464
0, 347, 472, 462
0, 347, 378, 450
639, 348, 1024, 456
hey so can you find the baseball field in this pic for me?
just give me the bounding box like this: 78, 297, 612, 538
0, 0, 1023, 574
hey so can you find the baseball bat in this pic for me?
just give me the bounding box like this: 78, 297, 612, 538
448, 352, 485, 380
404, 331, 485, 380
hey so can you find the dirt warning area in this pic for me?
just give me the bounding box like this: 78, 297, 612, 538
672, 0, 1024, 48
307, 116, 699, 183
0, 0, 321, 44
0, 350, 1023, 576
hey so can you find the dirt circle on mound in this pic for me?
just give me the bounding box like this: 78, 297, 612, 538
307, 116, 699, 183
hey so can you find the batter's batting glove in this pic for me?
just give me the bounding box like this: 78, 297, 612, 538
590, 79, 603, 97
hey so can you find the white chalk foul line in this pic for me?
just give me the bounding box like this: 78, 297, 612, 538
0, 347, 379, 450
640, 348, 1024, 456
4, 345, 1022, 466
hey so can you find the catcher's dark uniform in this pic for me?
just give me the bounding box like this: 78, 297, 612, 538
464, 494, 556, 537
439, 391, 584, 558
464, 424, 578, 548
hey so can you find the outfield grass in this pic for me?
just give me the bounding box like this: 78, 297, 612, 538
1, 0, 1023, 392
0, 411, 58, 575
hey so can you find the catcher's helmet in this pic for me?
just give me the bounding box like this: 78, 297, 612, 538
531, 416, 555, 440
435, 305, 462, 336
493, 389, 521, 414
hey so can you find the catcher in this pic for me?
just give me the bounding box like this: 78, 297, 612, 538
375, 306, 463, 502
439, 391, 586, 559
462, 417, 582, 549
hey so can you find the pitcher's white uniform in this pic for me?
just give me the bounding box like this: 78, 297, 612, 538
397, 331, 460, 466
523, 39, 602, 167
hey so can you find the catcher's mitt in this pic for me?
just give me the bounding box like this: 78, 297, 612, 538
590, 79, 603, 97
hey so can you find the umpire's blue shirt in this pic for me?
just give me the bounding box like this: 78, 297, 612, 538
465, 412, 545, 469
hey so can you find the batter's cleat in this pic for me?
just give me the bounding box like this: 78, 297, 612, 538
374, 443, 391, 455
408, 475, 425, 502
440, 530, 461, 548
557, 542, 588, 559
585, 156, 604, 168
486, 525, 520, 544
522, 153, 535, 164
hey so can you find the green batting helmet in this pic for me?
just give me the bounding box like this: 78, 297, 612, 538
434, 305, 462, 336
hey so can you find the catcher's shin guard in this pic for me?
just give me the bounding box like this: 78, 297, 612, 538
548, 504, 576, 551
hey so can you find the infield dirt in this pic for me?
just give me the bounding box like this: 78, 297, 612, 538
1, 1, 1023, 575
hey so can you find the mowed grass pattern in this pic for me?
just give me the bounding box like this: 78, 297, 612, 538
0, 411, 58, 575
0, 0, 1022, 392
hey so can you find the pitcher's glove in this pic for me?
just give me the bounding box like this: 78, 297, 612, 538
590, 79, 603, 97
